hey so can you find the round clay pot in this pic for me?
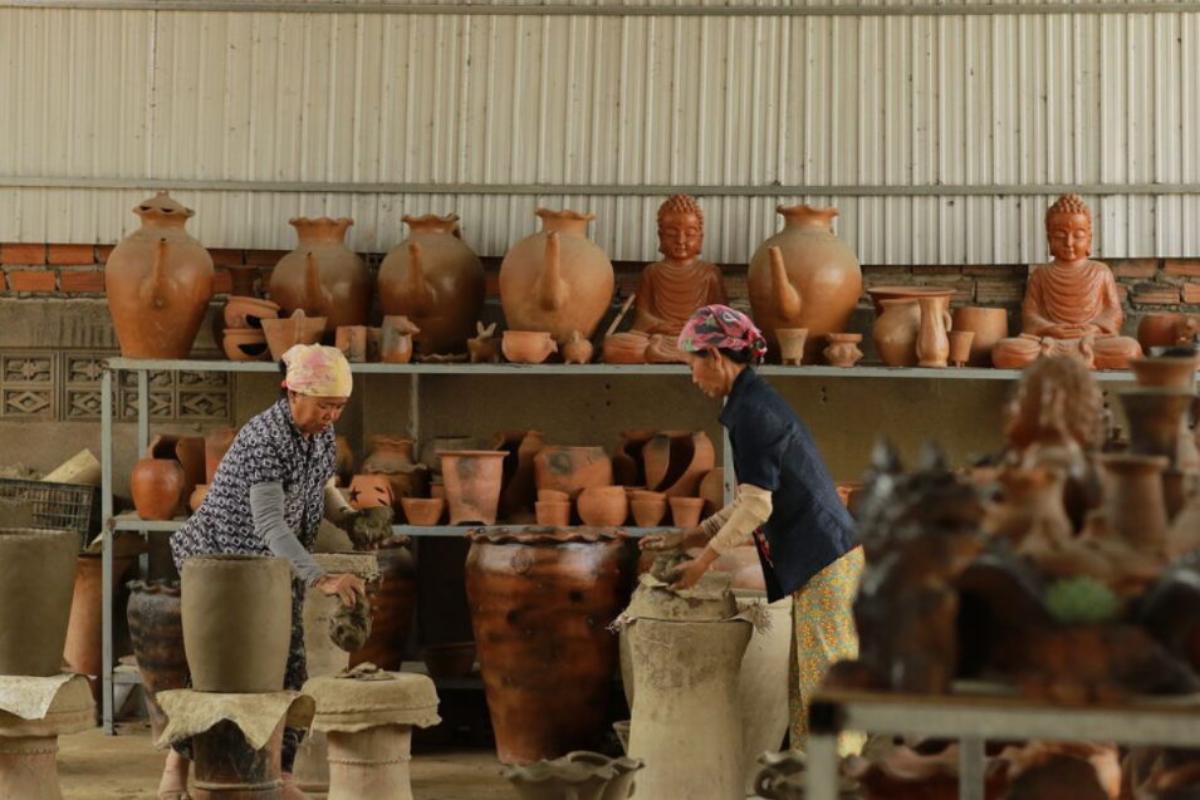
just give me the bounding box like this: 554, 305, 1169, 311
362, 436, 429, 504
105, 192, 214, 359
537, 489, 570, 503
188, 484, 209, 513
630, 495, 668, 528
261, 309, 327, 360
466, 528, 631, 764
348, 474, 394, 510
534, 446, 614, 500
576, 486, 629, 527
126, 580, 185, 739
1138, 312, 1189, 351
562, 332, 595, 365
349, 543, 416, 671
748, 206, 862, 363
1130, 355, 1199, 389
824, 332, 864, 368
951, 306, 1009, 367
0, 528, 81, 676
204, 427, 237, 484
602, 332, 650, 364
669, 497, 705, 529
535, 501, 572, 527
223, 328, 270, 361
223, 297, 281, 330
401, 497, 445, 526
378, 214, 485, 355
130, 457, 186, 521
776, 328, 808, 366
499, 209, 615, 342
439, 450, 508, 525
181, 555, 292, 692
948, 330, 975, 367
269, 217, 370, 332
422, 641, 477, 678
502, 330, 558, 364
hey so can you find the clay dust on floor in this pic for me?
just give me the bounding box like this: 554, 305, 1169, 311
59, 723, 519, 800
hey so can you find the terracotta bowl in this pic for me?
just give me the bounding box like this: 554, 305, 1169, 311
401, 496, 445, 526
630, 496, 668, 527
669, 496, 705, 529
223, 297, 281, 330
502, 330, 557, 364
537, 489, 570, 503
535, 500, 571, 527
577, 486, 629, 527
222, 328, 270, 362
423, 642, 476, 678
261, 311, 327, 360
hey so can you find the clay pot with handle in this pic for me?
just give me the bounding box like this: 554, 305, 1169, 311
269, 217, 370, 332
916, 295, 953, 367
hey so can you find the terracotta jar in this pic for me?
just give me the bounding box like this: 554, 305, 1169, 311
105, 191, 215, 359
348, 543, 416, 671
535, 501, 571, 527
401, 497, 445, 526
63, 553, 136, 690
224, 297, 281, 330
348, 475, 395, 510
223, 328, 270, 361
1097, 454, 1169, 553
0, 528, 79, 676
916, 295, 952, 368
669, 497, 705, 528
952, 306, 1009, 367
262, 309, 327, 360
534, 446, 614, 500
562, 331, 595, 365
378, 214, 485, 355
824, 333, 864, 368
466, 528, 630, 764
870, 288, 956, 367
131, 436, 187, 521
576, 486, 629, 527
362, 436, 429, 504
204, 427, 237, 484
180, 555, 292, 692
503, 331, 558, 364
269, 217, 370, 332
948, 331, 975, 367
440, 450, 508, 524
776, 328, 808, 366
499, 209, 615, 342
748, 206, 862, 364
126, 580, 185, 739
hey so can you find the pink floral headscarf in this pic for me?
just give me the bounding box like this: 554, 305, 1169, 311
677, 304, 768, 363
281, 344, 353, 398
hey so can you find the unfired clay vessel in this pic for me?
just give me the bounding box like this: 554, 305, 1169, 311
105, 192, 214, 359
440, 450, 507, 524
776, 328, 808, 366
0, 528, 78, 676
824, 333, 864, 368
734, 592, 793, 794
269, 217, 370, 332
378, 214, 485, 355
952, 306, 1009, 367
916, 294, 952, 367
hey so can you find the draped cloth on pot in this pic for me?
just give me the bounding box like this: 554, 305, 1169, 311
154, 689, 315, 751
0, 674, 91, 732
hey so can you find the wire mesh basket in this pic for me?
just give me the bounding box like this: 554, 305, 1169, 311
0, 478, 99, 550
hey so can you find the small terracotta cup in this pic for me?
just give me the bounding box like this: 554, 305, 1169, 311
401, 496, 445, 526
669, 496, 705, 529
535, 500, 571, 527
948, 330, 976, 368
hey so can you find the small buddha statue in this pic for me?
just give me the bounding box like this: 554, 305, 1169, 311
992, 194, 1142, 370
632, 195, 728, 361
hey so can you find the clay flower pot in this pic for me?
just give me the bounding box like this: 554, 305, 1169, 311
262, 309, 327, 360
126, 580, 185, 739
0, 528, 80, 676
348, 543, 416, 671
948, 330, 975, 368
269, 216, 370, 332
348, 475, 394, 510
535, 501, 572, 527
223, 297, 281, 330
105, 192, 215, 359
823, 333, 864, 368
1130, 354, 1199, 389
534, 446, 614, 500
562, 331, 595, 365
669, 497, 705, 528
776, 328, 808, 366
423, 642, 477, 678
576, 486, 629, 527
602, 332, 650, 364
131, 436, 187, 521
466, 528, 630, 763
181, 554, 292, 692
699, 469, 726, 516
335, 325, 369, 363
440, 450, 508, 524
503, 330, 559, 364
223, 328, 270, 361
952, 306, 1009, 367
401, 497, 445, 526
630, 494, 668, 527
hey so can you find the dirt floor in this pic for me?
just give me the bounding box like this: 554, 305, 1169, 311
59, 723, 519, 800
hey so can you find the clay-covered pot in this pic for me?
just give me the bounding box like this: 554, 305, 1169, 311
734, 592, 793, 793
223, 297, 281, 330
126, 580, 185, 739
378, 214, 485, 355
401, 497, 445, 526
776, 328, 808, 366
503, 331, 558, 364
131, 436, 187, 521
262, 309, 327, 360
0, 528, 80, 676
534, 446, 614, 500
500, 209, 615, 342
749, 206, 862, 363
204, 427, 237, 484
562, 331, 595, 365
466, 527, 631, 763
223, 328, 270, 361
824, 333, 864, 368
348, 543, 416, 671
669, 497, 705, 528
535, 501, 572, 527
362, 436, 429, 504
181, 554, 292, 692
105, 192, 215, 359
440, 450, 508, 525
952, 306, 1009, 367
269, 217, 370, 332
576, 486, 629, 527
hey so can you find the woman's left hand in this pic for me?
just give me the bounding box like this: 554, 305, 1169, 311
315, 573, 367, 607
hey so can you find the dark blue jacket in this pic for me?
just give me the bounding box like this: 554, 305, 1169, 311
720, 368, 857, 600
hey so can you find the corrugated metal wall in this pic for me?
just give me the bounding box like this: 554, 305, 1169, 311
1, 1, 1197, 263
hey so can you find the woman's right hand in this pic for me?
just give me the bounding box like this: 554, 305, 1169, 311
638, 527, 707, 552
314, 573, 366, 607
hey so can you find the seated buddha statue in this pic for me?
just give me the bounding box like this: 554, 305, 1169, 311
631, 194, 728, 361
992, 194, 1142, 370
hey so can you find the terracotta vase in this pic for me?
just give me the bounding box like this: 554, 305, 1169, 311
502, 331, 558, 364
269, 217, 370, 332
534, 446, 614, 500
630, 494, 668, 527
1118, 388, 1195, 467
440, 450, 508, 524
181, 554, 292, 692
602, 332, 649, 364
378, 214, 485, 355
223, 328, 270, 361
126, 580, 185, 739
776, 328, 808, 366
496, 430, 547, 522
335, 325, 368, 363
669, 497, 704, 528
499, 209, 615, 342
952, 306, 1009, 367
204, 427, 237, 484
535, 501, 572, 527
576, 486, 629, 527
466, 528, 630, 764
348, 544, 416, 671
401, 497, 444, 526
1130, 354, 1200, 389
0, 528, 79, 676
131, 436, 187, 521
362, 436, 429, 504
104, 192, 215, 359
916, 295, 953, 367
224, 296, 281, 330
562, 331, 595, 365
1097, 454, 1169, 553
348, 475, 394, 510
949, 330, 975, 367
262, 309, 327, 360
748, 206, 862, 364
63, 553, 135, 690
824, 333, 864, 368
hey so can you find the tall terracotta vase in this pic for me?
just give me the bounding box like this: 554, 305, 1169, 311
131, 435, 187, 521
0, 528, 79, 676
126, 580, 185, 739
378, 214, 485, 355
361, 436, 429, 505
952, 306, 1009, 367
269, 217, 370, 332
466, 528, 630, 764
915, 295, 952, 368
105, 192, 215, 359
440, 451, 507, 525
499, 209, 615, 342
348, 544, 416, 671
63, 553, 136, 694
748, 206, 862, 364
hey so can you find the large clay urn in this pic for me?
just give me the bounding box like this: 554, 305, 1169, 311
748, 206, 862, 363
105, 192, 214, 359
499, 209, 615, 342
0, 528, 78, 676
269, 217, 370, 332
348, 544, 416, 671
378, 214, 485, 355
466, 527, 631, 764
126, 580, 186, 739
181, 554, 292, 692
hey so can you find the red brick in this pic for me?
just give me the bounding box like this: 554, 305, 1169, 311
911, 265, 963, 275
975, 280, 1025, 305
210, 248, 245, 267
5, 269, 57, 292
1111, 259, 1159, 279
244, 249, 287, 266
95, 245, 116, 262
484, 273, 500, 297
212, 270, 234, 295
1, 243, 47, 265
1131, 284, 1181, 306
861, 265, 913, 277
58, 268, 106, 293
1164, 259, 1200, 278
962, 265, 1028, 278
46, 244, 96, 265
1116, 284, 1129, 304
1182, 284, 1200, 305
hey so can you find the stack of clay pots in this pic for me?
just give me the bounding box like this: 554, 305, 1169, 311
221, 296, 280, 361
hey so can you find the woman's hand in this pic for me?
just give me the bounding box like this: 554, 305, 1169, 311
315, 573, 366, 607
669, 547, 720, 591
638, 527, 707, 552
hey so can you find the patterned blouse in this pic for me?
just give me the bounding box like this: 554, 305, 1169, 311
170, 398, 336, 567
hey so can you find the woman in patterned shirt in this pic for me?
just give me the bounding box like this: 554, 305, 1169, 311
161, 344, 386, 800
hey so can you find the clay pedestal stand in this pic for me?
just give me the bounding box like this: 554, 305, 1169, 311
0, 674, 95, 800
304, 669, 441, 800
192, 718, 286, 799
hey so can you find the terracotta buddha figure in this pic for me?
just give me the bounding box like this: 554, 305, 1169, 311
992, 194, 1142, 370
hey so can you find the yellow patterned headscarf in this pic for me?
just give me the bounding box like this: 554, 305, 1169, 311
281, 344, 353, 398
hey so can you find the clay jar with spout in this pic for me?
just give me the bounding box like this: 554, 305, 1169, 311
378, 214, 485, 355
269, 217, 370, 332
466, 527, 631, 764
0, 528, 79, 676
952, 306, 1009, 367
916, 294, 953, 367
500, 209, 615, 342
440, 450, 508, 524
126, 580, 185, 739
105, 192, 215, 359
748, 207, 862, 364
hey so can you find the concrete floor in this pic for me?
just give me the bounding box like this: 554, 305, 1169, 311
59, 724, 518, 800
